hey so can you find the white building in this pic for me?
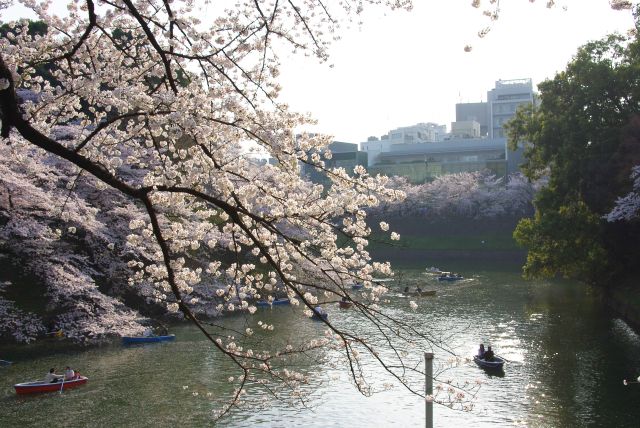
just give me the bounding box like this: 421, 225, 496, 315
385, 122, 447, 144
361, 122, 447, 166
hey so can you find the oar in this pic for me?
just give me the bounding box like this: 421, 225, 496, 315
59, 375, 65, 394
496, 355, 515, 364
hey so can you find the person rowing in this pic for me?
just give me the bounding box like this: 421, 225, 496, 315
44, 368, 63, 383
483, 346, 495, 361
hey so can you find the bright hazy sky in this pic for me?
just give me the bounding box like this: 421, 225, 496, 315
278, 1, 636, 144
3, 1, 636, 145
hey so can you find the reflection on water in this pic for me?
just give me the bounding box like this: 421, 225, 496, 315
1, 267, 640, 427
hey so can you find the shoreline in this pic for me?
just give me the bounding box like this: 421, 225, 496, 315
605, 286, 640, 335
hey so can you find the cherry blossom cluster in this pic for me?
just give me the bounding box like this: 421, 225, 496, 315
0, 280, 45, 342
607, 165, 640, 221
0, 142, 162, 340
370, 171, 538, 220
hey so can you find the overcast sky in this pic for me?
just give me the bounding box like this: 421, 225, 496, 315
4, 1, 636, 145
278, 1, 636, 144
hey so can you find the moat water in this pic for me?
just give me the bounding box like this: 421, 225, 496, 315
2, 263, 640, 427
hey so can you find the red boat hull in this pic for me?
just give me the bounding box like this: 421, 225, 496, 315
14, 376, 88, 394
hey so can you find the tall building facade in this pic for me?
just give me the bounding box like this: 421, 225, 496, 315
487, 78, 535, 139
454, 78, 535, 139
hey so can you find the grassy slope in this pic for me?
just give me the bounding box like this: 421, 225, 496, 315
367, 216, 522, 252
370, 233, 519, 251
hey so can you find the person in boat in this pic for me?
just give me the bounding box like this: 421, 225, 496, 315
44, 368, 63, 383
416, 286, 422, 293
483, 346, 495, 361
477, 344, 485, 358
157, 323, 169, 336
142, 327, 154, 337
313, 306, 327, 318
64, 366, 75, 380
404, 286, 410, 294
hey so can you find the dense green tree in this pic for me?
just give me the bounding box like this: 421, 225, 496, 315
507, 10, 640, 285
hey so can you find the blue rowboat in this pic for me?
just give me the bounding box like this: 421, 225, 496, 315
437, 273, 463, 282
255, 298, 291, 307
0, 359, 12, 366
351, 284, 364, 290
311, 306, 328, 321
473, 355, 505, 370
122, 334, 175, 344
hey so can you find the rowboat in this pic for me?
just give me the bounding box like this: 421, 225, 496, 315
14, 376, 88, 394
311, 306, 328, 321
473, 355, 505, 370
338, 301, 353, 309
438, 273, 463, 282
0, 359, 12, 366
403, 290, 436, 297
255, 298, 291, 307
122, 334, 175, 344
351, 283, 364, 290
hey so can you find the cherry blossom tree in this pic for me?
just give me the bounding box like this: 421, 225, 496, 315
0, 0, 491, 418
0, 138, 175, 342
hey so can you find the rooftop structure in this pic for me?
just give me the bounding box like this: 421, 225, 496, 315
361, 122, 448, 167
384, 122, 447, 145
450, 120, 481, 139
455, 102, 489, 137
